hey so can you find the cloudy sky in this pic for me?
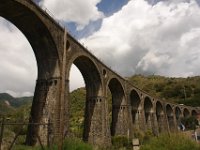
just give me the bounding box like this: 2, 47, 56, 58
1, 0, 200, 97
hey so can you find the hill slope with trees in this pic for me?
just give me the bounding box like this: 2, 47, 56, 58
129, 75, 200, 106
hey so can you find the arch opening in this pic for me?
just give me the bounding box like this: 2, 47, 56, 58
166, 104, 175, 131
0, 1, 59, 79
108, 78, 125, 136
183, 108, 190, 118
192, 110, 198, 117
0, 17, 38, 147
68, 65, 85, 138
0, 1, 60, 146
0, 17, 37, 97
130, 90, 141, 127
68, 56, 103, 142
144, 97, 153, 131
156, 101, 164, 132
175, 107, 182, 128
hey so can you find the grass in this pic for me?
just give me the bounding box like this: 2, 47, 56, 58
140, 133, 200, 150
11, 138, 93, 150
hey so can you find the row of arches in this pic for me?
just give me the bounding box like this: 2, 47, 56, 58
0, 0, 199, 147
130, 89, 198, 134
66, 49, 198, 143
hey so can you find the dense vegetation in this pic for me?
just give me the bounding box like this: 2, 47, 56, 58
129, 75, 200, 106
69, 88, 86, 137
140, 133, 200, 150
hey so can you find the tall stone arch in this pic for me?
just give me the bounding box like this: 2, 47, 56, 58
107, 77, 128, 136
175, 106, 182, 129
183, 108, 190, 118
130, 89, 141, 130
166, 104, 175, 132
65, 54, 111, 146
192, 110, 198, 117
156, 101, 165, 133
0, 0, 64, 146
143, 97, 154, 131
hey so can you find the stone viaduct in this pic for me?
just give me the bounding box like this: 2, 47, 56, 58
0, 0, 199, 148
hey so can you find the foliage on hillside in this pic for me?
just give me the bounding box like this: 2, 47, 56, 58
0, 93, 32, 107
0, 93, 32, 118
129, 75, 200, 106
0, 101, 15, 117
69, 88, 86, 137
140, 133, 200, 150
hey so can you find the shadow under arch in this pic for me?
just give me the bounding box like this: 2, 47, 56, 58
130, 89, 141, 129
192, 109, 198, 117
108, 78, 126, 136
0, 1, 60, 146
183, 108, 190, 118
144, 97, 153, 131
156, 101, 165, 133
175, 106, 182, 127
166, 104, 175, 131
0, 1, 60, 77
67, 55, 103, 143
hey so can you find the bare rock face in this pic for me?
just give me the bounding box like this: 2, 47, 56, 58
4, 100, 10, 106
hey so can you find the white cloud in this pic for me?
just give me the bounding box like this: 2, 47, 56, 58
81, 0, 200, 77
0, 18, 37, 97
69, 65, 85, 91
0, 18, 84, 97
2, 0, 200, 96
39, 0, 104, 30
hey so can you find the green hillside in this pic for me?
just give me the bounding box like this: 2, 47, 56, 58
0, 93, 32, 117
129, 75, 200, 106
0, 93, 32, 107
69, 88, 86, 137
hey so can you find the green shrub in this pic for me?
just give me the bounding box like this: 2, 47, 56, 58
181, 116, 199, 130
140, 133, 200, 150
111, 135, 131, 150
12, 138, 92, 150
13, 145, 42, 150
63, 138, 93, 150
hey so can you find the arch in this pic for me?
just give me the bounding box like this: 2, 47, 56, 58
156, 101, 164, 132
183, 108, 190, 118
166, 104, 175, 131
108, 78, 125, 136
192, 110, 198, 117
144, 97, 153, 130
0, 2, 59, 79
175, 107, 182, 127
68, 55, 103, 141
73, 56, 102, 96
0, 1, 60, 146
130, 89, 141, 126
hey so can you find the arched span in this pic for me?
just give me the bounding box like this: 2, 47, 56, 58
166, 104, 175, 131
108, 78, 125, 136
68, 55, 103, 141
156, 101, 164, 132
192, 110, 198, 117
0, 0, 60, 146
0, 1, 60, 79
175, 107, 182, 126
72, 56, 102, 95
183, 108, 190, 118
130, 89, 141, 126
144, 97, 153, 130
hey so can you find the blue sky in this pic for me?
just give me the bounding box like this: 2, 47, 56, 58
35, 0, 129, 38
1, 0, 200, 96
